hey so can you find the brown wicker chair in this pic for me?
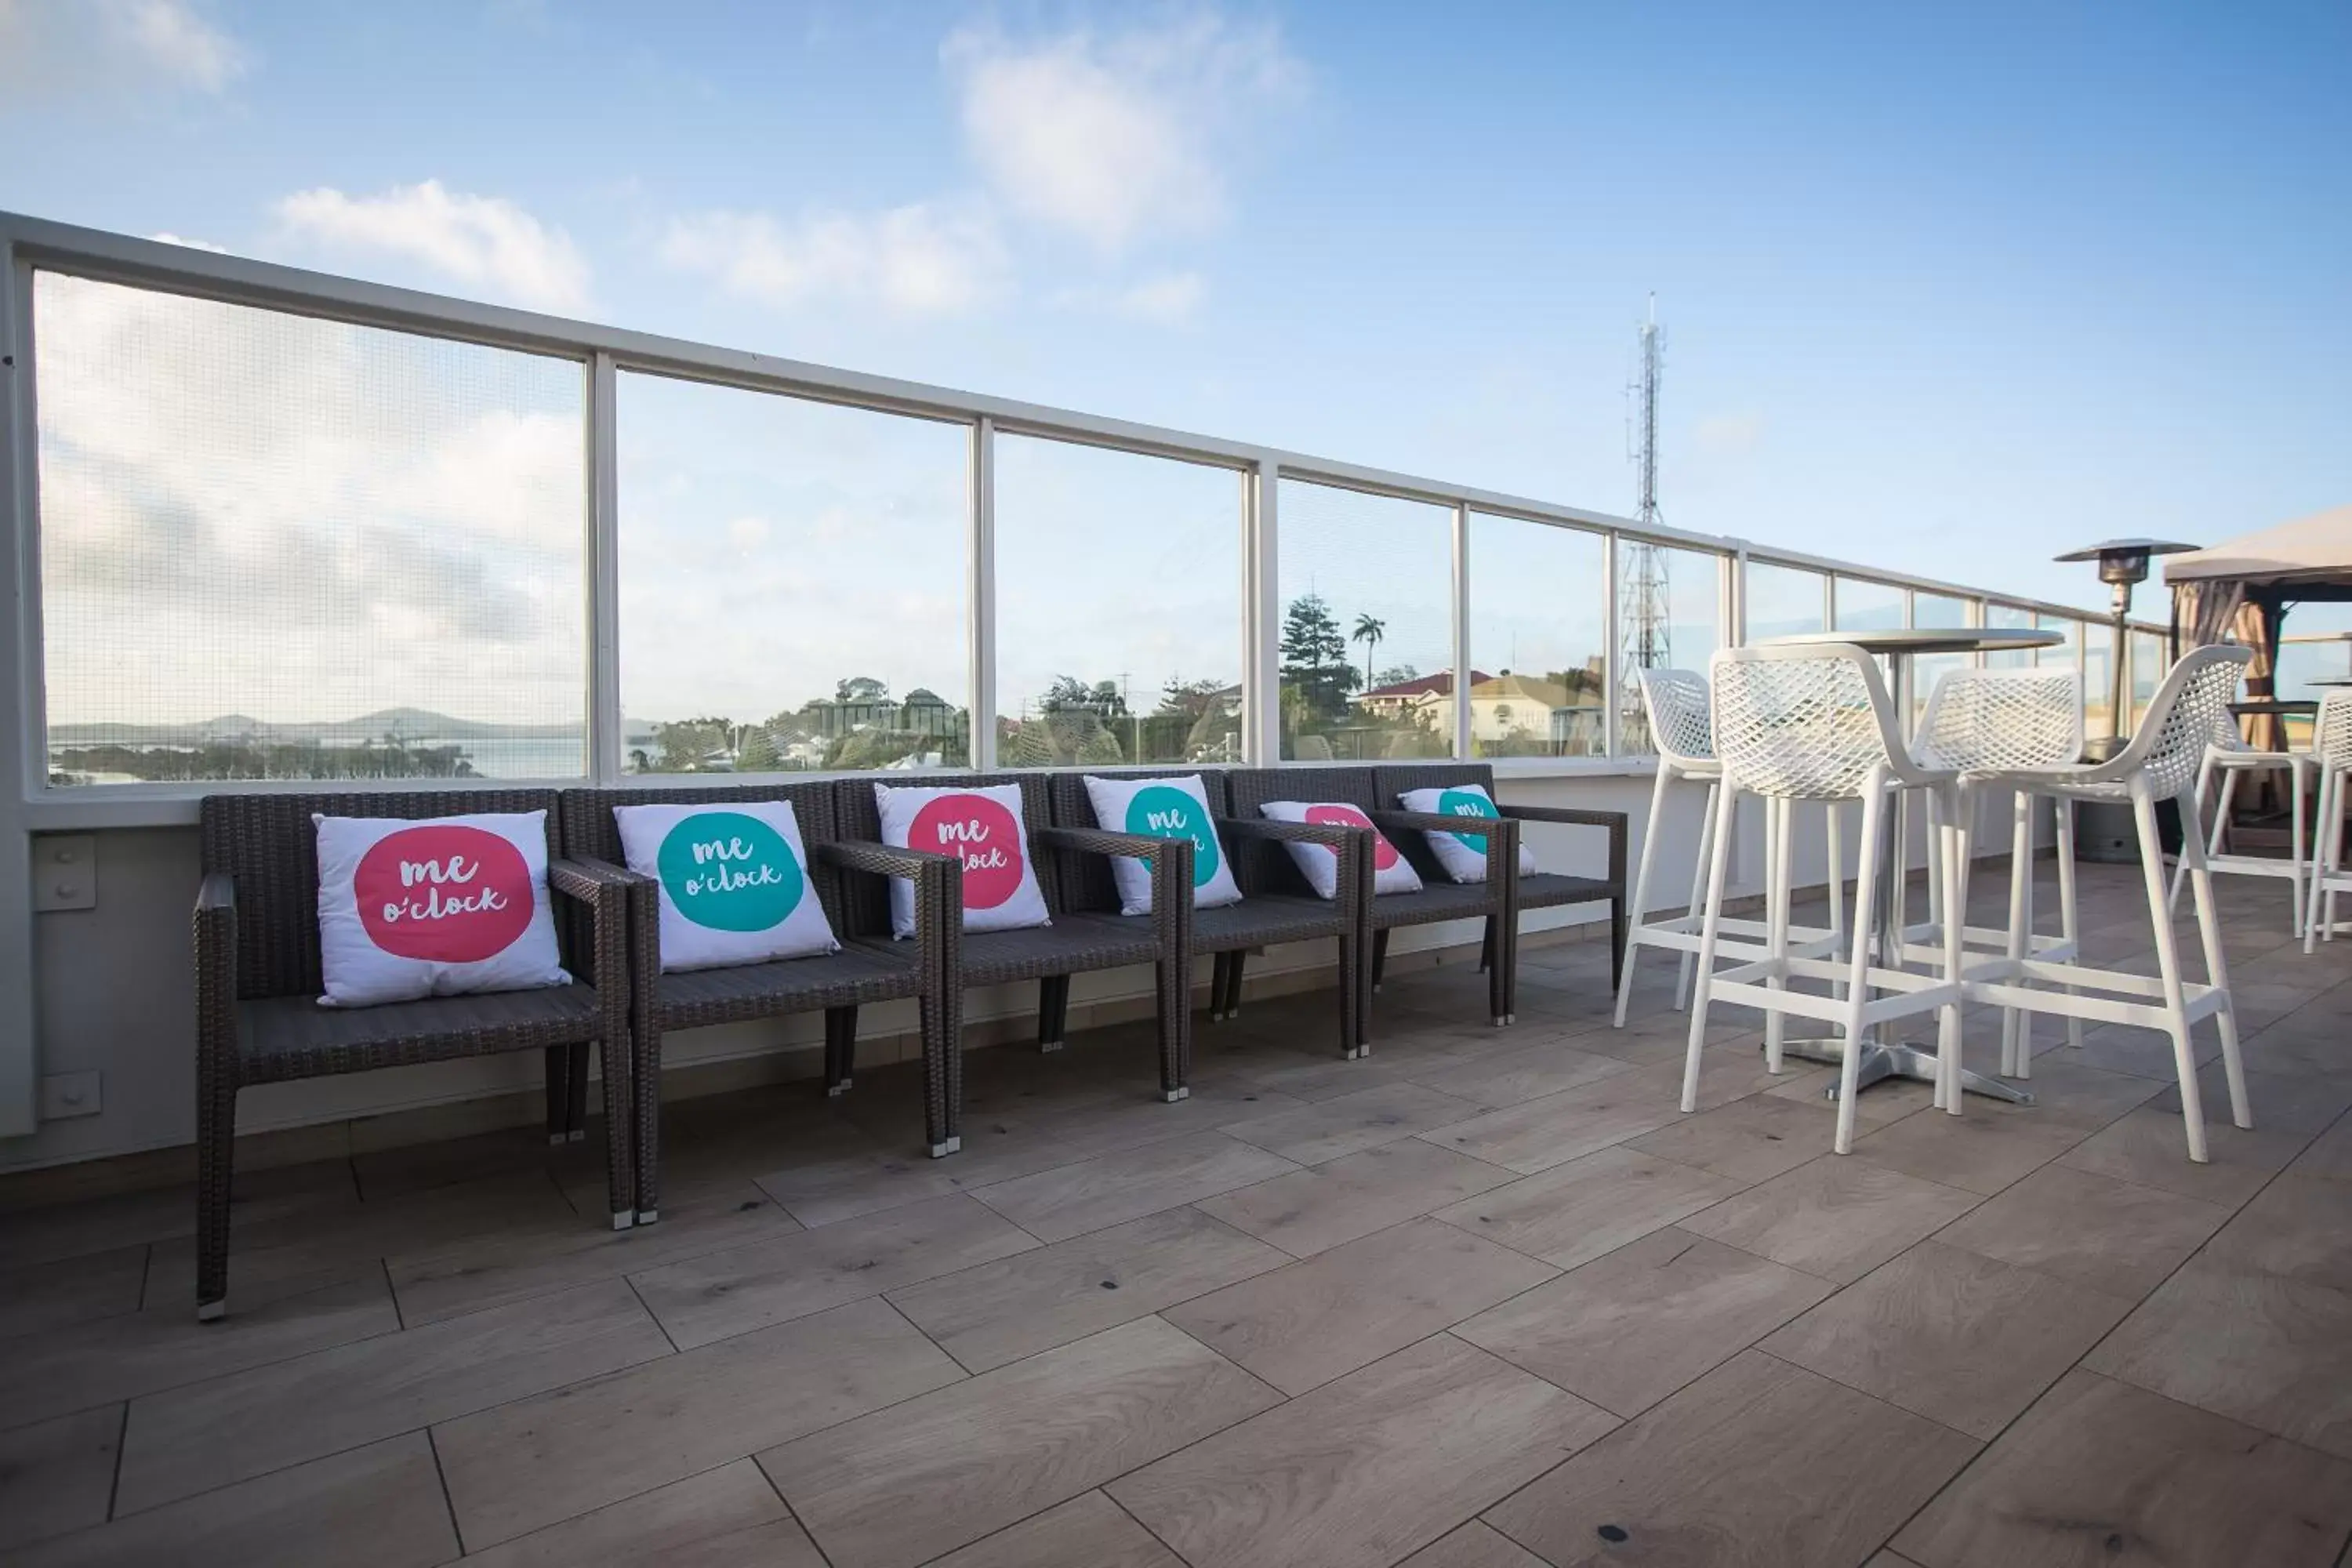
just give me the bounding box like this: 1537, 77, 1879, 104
833, 773, 1196, 1104
557, 782, 961, 1205
1226, 764, 1624, 1035
1374, 761, 1629, 1020
193, 789, 634, 1320
1047, 771, 1367, 1058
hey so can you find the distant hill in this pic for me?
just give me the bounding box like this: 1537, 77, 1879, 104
48, 709, 586, 746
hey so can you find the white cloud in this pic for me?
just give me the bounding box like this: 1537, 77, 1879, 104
946, 12, 1301, 253
0, 0, 245, 98
1052, 270, 1208, 325
149, 231, 230, 253
660, 203, 1007, 318
274, 181, 592, 313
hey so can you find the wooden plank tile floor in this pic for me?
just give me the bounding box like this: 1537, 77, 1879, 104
4, 862, 2350, 1566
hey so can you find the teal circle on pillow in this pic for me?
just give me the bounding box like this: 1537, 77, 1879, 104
1123, 785, 1221, 888
656, 811, 804, 932
1437, 787, 1499, 852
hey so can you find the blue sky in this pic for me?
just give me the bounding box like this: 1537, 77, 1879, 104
4, 0, 2347, 630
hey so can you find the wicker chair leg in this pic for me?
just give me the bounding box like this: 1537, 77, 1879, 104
1610, 897, 1629, 989
1225, 949, 1247, 1018
1479, 918, 1496, 974
1371, 929, 1390, 991
1036, 975, 1072, 1051
565, 1043, 590, 1143
595, 1029, 633, 1228
1337, 935, 1362, 1060
1156, 954, 1191, 1103
921, 988, 960, 1158
632, 1023, 662, 1228
1489, 908, 1511, 1026
543, 1045, 568, 1147
195, 1062, 236, 1320
824, 1006, 858, 1096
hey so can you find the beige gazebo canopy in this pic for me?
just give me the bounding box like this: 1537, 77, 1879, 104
2166, 504, 2352, 591
2165, 503, 2352, 746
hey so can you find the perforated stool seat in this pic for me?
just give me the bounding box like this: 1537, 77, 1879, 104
2303, 690, 2352, 950
2172, 723, 2315, 938
1960, 646, 2254, 1163
1614, 667, 1847, 1029
1900, 667, 2089, 1077
1685, 644, 1970, 1155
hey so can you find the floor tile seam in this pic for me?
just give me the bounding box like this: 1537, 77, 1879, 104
423, 1425, 464, 1563
757, 1458, 843, 1568
878, 1205, 1302, 1374
1109, 1324, 1624, 1567
102, 1397, 129, 1525
1863, 1128, 2352, 1563
2053, 1091, 2342, 1214
961, 1149, 1312, 1244
1881, 1364, 2352, 1568
13, 1301, 413, 1439
1747, 1341, 1995, 1448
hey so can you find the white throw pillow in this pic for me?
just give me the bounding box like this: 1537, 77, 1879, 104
1257, 800, 1424, 899
1080, 774, 1245, 916
1397, 783, 1537, 884
874, 781, 1052, 937
613, 800, 840, 971
314, 811, 571, 1007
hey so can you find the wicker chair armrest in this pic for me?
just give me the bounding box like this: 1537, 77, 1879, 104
816, 840, 960, 982
196, 870, 238, 915
1499, 804, 1624, 830
547, 855, 643, 907
546, 858, 637, 1004
194, 871, 238, 995
1369, 808, 1519, 890
1501, 803, 1628, 887
1219, 816, 1362, 851
815, 839, 958, 882
1033, 824, 1174, 862
1367, 808, 1521, 844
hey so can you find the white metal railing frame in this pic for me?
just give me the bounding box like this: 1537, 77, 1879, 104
0, 209, 2163, 837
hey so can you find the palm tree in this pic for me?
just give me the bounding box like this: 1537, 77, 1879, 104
1351, 614, 1387, 699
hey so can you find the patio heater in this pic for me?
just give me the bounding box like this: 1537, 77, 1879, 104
2054, 538, 2198, 860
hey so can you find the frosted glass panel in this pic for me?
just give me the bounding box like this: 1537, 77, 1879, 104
616, 373, 968, 773
1470, 515, 1606, 758
36, 271, 588, 784
1745, 561, 1828, 641
996, 436, 1243, 767
1277, 481, 1455, 760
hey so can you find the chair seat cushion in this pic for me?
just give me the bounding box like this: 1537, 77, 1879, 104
913, 913, 1160, 985
238, 985, 603, 1083
1192, 894, 1350, 951
654, 944, 922, 1028
1367, 880, 1498, 928
1512, 872, 1617, 909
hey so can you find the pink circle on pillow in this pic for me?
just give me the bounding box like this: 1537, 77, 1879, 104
355, 825, 535, 962
1304, 803, 1399, 871
912, 793, 1027, 909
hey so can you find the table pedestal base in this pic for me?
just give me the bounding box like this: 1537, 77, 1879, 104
1773, 1036, 2036, 1105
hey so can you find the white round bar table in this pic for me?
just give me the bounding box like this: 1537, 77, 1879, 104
1754, 627, 2063, 1102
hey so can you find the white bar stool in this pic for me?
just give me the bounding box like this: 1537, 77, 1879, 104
2303, 690, 2352, 950
1685, 644, 1969, 1154
2171, 705, 2314, 936
1902, 667, 2089, 1076
1961, 646, 2253, 1163
1614, 667, 1845, 1029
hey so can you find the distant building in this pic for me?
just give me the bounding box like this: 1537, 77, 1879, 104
1468, 665, 1606, 754
1356, 670, 1488, 724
